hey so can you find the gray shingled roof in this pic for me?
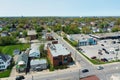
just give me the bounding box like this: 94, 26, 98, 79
16, 52, 28, 67
0, 53, 11, 62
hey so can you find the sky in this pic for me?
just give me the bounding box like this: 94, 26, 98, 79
0, 0, 120, 16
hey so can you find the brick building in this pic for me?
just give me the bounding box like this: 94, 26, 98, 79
47, 42, 72, 66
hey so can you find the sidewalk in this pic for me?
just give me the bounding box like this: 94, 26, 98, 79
1, 60, 81, 80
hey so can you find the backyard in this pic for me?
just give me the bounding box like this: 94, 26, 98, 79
0, 43, 30, 56
0, 43, 30, 78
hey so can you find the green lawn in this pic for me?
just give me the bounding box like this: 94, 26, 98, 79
0, 62, 14, 78
0, 44, 30, 78
0, 69, 11, 78
0, 43, 30, 56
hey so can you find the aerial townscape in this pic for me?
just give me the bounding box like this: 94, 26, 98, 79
0, 17, 120, 80
1, 0, 120, 80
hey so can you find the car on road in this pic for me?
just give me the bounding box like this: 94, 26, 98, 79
16, 75, 25, 80
97, 66, 104, 70
101, 44, 104, 46
101, 58, 108, 62
82, 69, 89, 73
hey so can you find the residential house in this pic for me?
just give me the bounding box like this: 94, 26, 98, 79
92, 27, 100, 33
47, 42, 72, 67
9, 23, 16, 32
27, 30, 37, 40
16, 52, 28, 72
29, 48, 40, 58
0, 54, 12, 70
46, 33, 54, 40
30, 59, 47, 71
0, 31, 10, 37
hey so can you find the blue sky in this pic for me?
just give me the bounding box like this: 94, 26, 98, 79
0, 0, 120, 16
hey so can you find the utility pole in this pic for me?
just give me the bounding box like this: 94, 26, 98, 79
79, 69, 80, 80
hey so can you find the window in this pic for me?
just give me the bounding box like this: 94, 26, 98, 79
0, 62, 4, 64
54, 57, 58, 60
64, 57, 68, 61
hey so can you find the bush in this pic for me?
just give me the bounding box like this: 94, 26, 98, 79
47, 58, 54, 71
0, 36, 18, 46
54, 65, 68, 70
64, 37, 78, 47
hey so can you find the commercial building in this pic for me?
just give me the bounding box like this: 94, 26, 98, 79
69, 34, 97, 46
89, 32, 120, 40
47, 42, 72, 66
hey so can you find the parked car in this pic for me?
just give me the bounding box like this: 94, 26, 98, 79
102, 48, 109, 54
101, 58, 108, 62
91, 56, 96, 59
101, 44, 104, 46
16, 75, 25, 80
82, 69, 89, 73
97, 66, 104, 70
98, 52, 103, 55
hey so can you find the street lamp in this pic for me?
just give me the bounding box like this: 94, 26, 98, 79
115, 45, 119, 61
98, 49, 102, 64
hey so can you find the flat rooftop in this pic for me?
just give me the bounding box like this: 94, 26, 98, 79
48, 43, 70, 57
90, 32, 120, 39
70, 34, 92, 41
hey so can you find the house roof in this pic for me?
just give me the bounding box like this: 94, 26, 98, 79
29, 48, 40, 56
27, 30, 37, 35
16, 52, 28, 66
30, 59, 47, 66
48, 43, 70, 57
0, 53, 11, 62
80, 75, 99, 80
0, 32, 10, 37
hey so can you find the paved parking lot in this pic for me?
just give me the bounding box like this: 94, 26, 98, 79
80, 39, 120, 61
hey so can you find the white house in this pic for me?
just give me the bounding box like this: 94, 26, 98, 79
30, 59, 47, 71
0, 54, 12, 70
29, 48, 40, 58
